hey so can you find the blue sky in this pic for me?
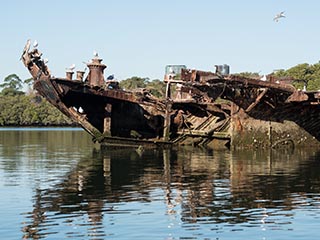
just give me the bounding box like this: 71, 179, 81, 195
1, 0, 320, 84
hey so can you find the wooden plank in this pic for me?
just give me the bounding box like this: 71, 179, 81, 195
245, 88, 268, 113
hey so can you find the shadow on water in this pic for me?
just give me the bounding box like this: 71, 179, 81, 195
20, 145, 320, 239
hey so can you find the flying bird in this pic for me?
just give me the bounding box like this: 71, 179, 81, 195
273, 11, 285, 22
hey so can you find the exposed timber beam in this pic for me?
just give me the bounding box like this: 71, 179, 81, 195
245, 88, 268, 113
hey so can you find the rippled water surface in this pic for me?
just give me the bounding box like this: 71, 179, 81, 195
1, 128, 320, 239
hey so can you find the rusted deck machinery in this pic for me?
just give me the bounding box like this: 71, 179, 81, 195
21, 40, 320, 149
179, 69, 320, 148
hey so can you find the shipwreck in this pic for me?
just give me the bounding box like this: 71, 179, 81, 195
21, 40, 320, 149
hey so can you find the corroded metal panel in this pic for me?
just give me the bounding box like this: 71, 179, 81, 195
21, 40, 320, 148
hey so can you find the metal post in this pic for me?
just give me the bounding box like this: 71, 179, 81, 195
76, 71, 85, 81
104, 103, 112, 135
163, 82, 171, 141
268, 121, 272, 147
66, 71, 74, 80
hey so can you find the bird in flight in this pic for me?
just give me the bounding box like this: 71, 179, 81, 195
273, 11, 285, 22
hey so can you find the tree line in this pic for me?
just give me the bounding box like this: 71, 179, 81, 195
0, 94, 73, 126
0, 74, 72, 126
1, 62, 320, 126
235, 62, 320, 91
0, 74, 166, 126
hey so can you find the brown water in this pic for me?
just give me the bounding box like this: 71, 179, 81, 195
1, 128, 320, 239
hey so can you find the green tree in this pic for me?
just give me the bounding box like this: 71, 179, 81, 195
0, 94, 73, 126
119, 77, 167, 98
145, 79, 166, 98
119, 76, 148, 90
287, 63, 311, 90
273, 63, 320, 91
307, 63, 320, 90
233, 72, 261, 79
0, 74, 24, 96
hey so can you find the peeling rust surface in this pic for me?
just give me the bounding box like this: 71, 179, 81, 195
21, 40, 320, 148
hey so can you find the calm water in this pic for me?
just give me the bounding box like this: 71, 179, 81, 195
1, 128, 320, 239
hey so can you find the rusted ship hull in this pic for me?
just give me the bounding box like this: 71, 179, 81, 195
179, 69, 320, 148
21, 40, 230, 148
21, 40, 320, 149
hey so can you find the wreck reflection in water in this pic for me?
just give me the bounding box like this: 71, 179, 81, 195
17, 142, 320, 239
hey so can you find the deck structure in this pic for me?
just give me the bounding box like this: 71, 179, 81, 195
21, 40, 320, 149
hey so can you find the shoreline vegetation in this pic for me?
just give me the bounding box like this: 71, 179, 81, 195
0, 75, 166, 127
0, 94, 75, 127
